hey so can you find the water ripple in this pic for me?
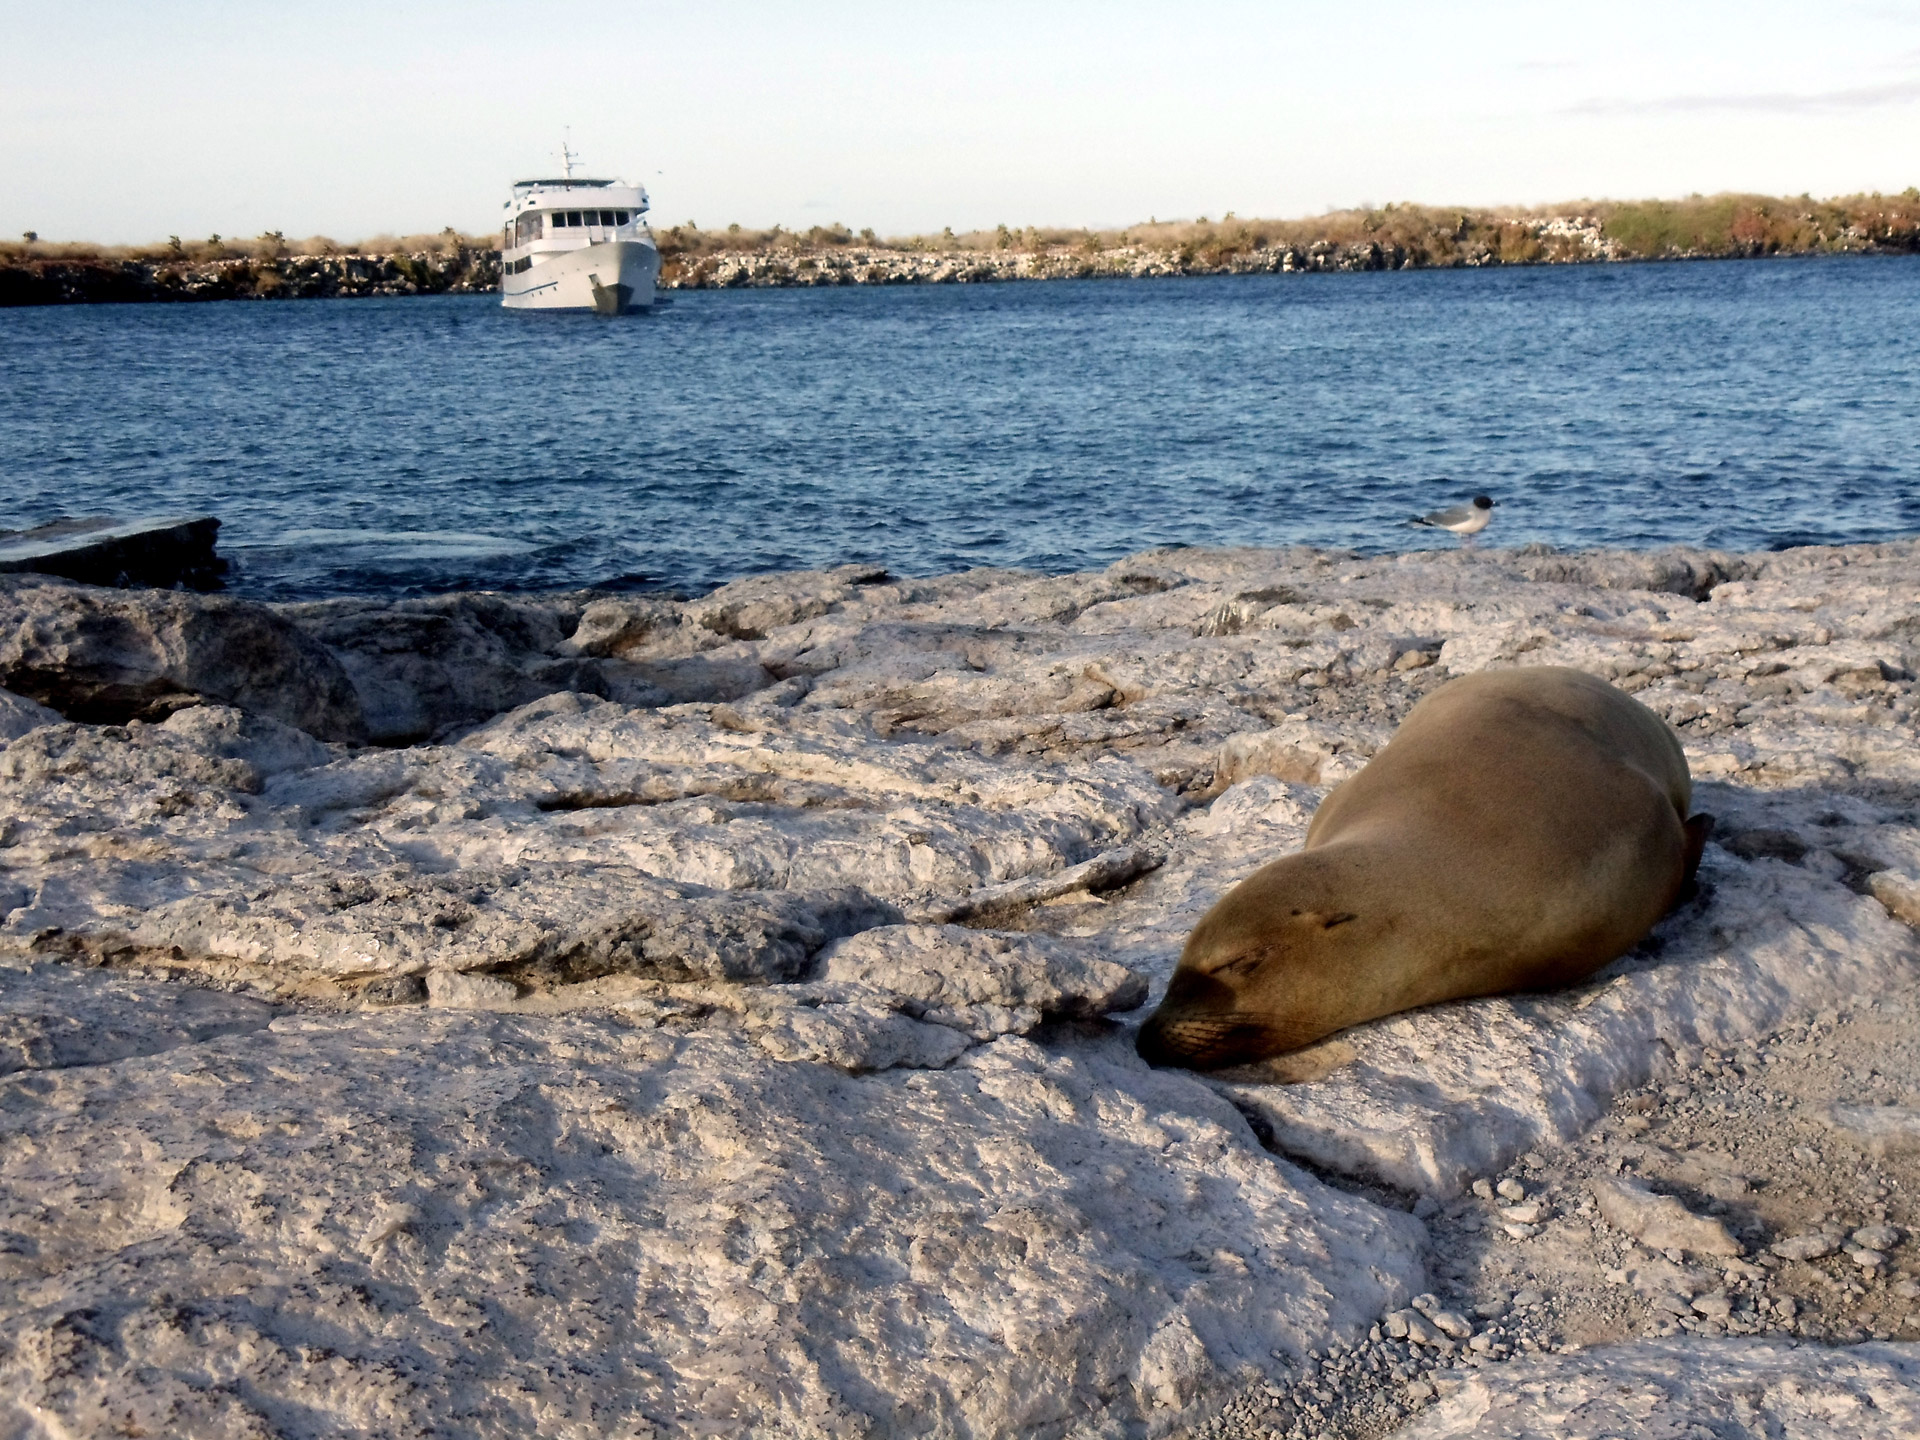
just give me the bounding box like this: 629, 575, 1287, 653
2, 255, 1916, 600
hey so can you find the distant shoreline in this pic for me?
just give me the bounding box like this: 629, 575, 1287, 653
5, 189, 1916, 306
5, 243, 1914, 309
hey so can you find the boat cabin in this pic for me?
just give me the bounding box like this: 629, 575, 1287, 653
501, 178, 651, 274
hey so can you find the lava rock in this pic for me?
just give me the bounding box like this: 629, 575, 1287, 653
0, 576, 366, 741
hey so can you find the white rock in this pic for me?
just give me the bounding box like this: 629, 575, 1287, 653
5, 539, 1920, 1432
1386, 1308, 1443, 1346
0, 958, 273, 1076
156, 702, 334, 777
1830, 1104, 1920, 1159
1590, 1176, 1742, 1257
1431, 1310, 1473, 1340
424, 969, 518, 1008
746, 994, 975, 1070
1690, 1290, 1732, 1318
0, 997, 1425, 1436
1770, 1232, 1840, 1262
1396, 1338, 1920, 1440
0, 686, 62, 741
818, 924, 1147, 1038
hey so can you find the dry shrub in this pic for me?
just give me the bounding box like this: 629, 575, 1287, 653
9, 192, 1915, 272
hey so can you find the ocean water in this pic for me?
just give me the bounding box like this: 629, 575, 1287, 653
3, 255, 1917, 601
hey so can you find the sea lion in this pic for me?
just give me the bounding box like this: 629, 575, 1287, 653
1136, 666, 1713, 1069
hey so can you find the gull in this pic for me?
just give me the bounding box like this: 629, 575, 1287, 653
1410, 494, 1495, 544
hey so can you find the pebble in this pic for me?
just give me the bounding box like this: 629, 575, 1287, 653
1691, 1291, 1733, 1319
1431, 1311, 1474, 1340
1771, 1232, 1840, 1261
1388, 1310, 1443, 1346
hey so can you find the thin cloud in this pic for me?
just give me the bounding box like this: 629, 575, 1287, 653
1567, 76, 1920, 116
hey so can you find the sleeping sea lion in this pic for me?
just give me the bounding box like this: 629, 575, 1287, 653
1136, 666, 1713, 1069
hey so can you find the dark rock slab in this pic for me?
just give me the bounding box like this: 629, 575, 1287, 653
280, 592, 591, 744
0, 576, 367, 742
0, 961, 276, 1077
0, 515, 226, 590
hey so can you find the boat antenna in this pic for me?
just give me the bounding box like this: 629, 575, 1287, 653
560, 128, 579, 181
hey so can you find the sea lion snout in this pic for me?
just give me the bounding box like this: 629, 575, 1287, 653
1135, 970, 1296, 1069
1136, 1009, 1295, 1069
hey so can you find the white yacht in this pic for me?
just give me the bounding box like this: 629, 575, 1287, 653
500, 143, 660, 314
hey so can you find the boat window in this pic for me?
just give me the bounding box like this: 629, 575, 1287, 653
615, 211, 630, 224
599, 209, 614, 226
568, 210, 583, 226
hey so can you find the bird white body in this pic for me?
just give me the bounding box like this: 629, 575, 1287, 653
1412, 496, 1496, 539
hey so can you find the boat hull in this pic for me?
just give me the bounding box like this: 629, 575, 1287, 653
501, 239, 659, 313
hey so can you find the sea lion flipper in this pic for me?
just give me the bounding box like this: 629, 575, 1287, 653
1683, 813, 1715, 884
1669, 813, 1717, 907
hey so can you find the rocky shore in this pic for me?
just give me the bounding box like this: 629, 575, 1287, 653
3, 536, 1919, 1437
9, 190, 1918, 305
0, 249, 500, 306
661, 218, 1628, 289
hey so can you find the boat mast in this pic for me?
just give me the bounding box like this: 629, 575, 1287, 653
560, 129, 579, 182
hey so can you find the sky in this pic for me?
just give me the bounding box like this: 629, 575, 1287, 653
4, 0, 1918, 244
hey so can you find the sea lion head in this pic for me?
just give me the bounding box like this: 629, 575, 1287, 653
1136, 849, 1385, 1070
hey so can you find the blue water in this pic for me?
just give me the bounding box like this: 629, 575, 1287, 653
3, 256, 1917, 600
